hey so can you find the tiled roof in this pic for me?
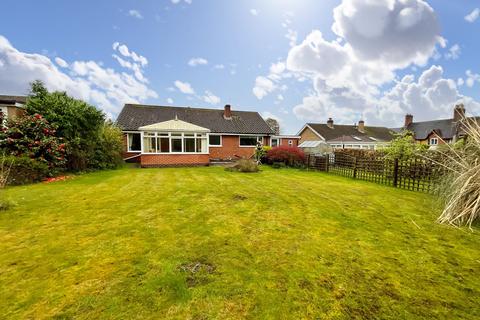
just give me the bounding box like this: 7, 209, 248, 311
0, 95, 27, 104
116, 104, 274, 134
305, 123, 394, 142
404, 117, 480, 140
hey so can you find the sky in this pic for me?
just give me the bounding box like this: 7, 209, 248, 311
0, 0, 479, 134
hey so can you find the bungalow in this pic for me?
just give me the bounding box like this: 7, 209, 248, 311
116, 104, 276, 167
0, 95, 26, 121
400, 104, 480, 147
297, 118, 394, 150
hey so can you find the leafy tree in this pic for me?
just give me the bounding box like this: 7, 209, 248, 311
91, 121, 124, 169
383, 131, 428, 160
25, 81, 110, 170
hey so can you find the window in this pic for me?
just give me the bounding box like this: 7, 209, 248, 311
271, 138, 280, 147
127, 133, 141, 152
141, 132, 208, 154
288, 140, 293, 146
240, 136, 262, 146
209, 135, 222, 146
429, 138, 438, 145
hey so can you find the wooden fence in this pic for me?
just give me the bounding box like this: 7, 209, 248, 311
306, 152, 441, 193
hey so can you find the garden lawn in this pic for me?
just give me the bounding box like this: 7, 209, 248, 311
0, 166, 479, 319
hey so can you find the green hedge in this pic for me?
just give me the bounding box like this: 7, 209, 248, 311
2, 156, 50, 186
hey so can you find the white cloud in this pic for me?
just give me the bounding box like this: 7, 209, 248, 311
250, 9, 259, 16
128, 9, 143, 19
171, 0, 192, 4
188, 57, 208, 67
174, 80, 195, 94
202, 90, 221, 105
0, 35, 157, 119
465, 8, 479, 23
167, 98, 174, 104
332, 0, 441, 68
213, 64, 225, 70
54, 57, 68, 68
465, 70, 480, 88
253, 76, 276, 100
113, 42, 148, 66
445, 44, 461, 60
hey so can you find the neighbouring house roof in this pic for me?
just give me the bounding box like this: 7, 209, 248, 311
327, 135, 385, 143
303, 123, 394, 142
403, 118, 480, 140
0, 95, 27, 105
139, 118, 210, 133
117, 104, 274, 134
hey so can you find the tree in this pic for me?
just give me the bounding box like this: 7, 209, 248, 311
265, 118, 280, 135
383, 131, 427, 161
25, 81, 108, 170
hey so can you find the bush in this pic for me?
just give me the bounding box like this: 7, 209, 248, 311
266, 146, 306, 167
90, 122, 124, 170
1, 155, 50, 185
0, 113, 66, 174
225, 159, 260, 173
271, 162, 286, 169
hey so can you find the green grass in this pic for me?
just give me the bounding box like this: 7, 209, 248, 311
0, 166, 478, 319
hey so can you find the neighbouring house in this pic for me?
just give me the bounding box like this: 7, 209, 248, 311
116, 104, 276, 167
399, 104, 480, 147
0, 95, 27, 121
297, 118, 394, 150
270, 135, 301, 147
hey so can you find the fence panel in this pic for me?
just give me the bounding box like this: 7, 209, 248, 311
307, 152, 440, 193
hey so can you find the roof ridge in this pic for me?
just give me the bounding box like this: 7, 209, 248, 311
124, 103, 259, 114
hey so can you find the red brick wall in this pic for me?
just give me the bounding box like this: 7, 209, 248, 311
209, 135, 268, 160
279, 138, 299, 147
141, 154, 210, 167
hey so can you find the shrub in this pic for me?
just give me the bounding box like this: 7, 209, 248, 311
90, 122, 124, 170
271, 162, 286, 169
225, 159, 260, 173
382, 131, 428, 161
0, 113, 66, 174
1, 155, 50, 185
424, 118, 480, 227
266, 146, 306, 167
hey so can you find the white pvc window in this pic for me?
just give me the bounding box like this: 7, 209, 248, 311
271, 138, 280, 147
239, 136, 263, 147
142, 132, 208, 154
288, 140, 293, 146
127, 133, 141, 152
429, 138, 438, 145
209, 134, 222, 146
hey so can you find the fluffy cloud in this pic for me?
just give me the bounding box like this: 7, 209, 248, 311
253, 76, 276, 100
250, 9, 259, 16
128, 9, 143, 19
332, 0, 441, 68
202, 90, 221, 105
174, 80, 195, 94
171, 0, 192, 5
54, 57, 68, 68
465, 8, 479, 23
188, 57, 208, 67
0, 35, 157, 118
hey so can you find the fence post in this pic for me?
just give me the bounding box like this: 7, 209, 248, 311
325, 155, 329, 172
353, 157, 357, 179
393, 158, 399, 188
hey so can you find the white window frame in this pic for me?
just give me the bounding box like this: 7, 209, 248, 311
141, 132, 209, 154
271, 138, 280, 147
239, 136, 263, 147
208, 134, 222, 147
127, 132, 142, 152
288, 140, 293, 146
429, 138, 438, 145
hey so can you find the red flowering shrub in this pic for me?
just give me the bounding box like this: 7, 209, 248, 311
0, 113, 66, 173
266, 146, 306, 167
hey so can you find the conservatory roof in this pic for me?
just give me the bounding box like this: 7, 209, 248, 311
298, 140, 324, 148
138, 118, 210, 133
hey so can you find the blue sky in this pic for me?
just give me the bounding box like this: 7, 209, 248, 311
0, 0, 479, 133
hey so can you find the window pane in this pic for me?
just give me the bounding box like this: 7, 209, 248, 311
159, 138, 170, 153
128, 133, 141, 151
272, 139, 278, 147
143, 137, 157, 153
240, 136, 258, 146
184, 138, 195, 152
171, 133, 182, 137
172, 138, 182, 152
209, 135, 221, 146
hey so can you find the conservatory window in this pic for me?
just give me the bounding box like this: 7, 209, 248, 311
142, 132, 208, 154
127, 133, 141, 152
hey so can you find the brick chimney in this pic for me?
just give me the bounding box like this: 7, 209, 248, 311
327, 118, 334, 129
453, 104, 465, 122
404, 114, 413, 128
358, 120, 365, 133
223, 104, 232, 119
